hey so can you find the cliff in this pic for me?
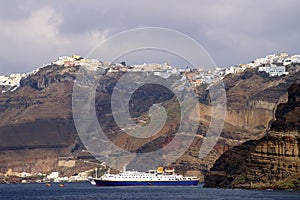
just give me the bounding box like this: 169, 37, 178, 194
204, 82, 300, 190
0, 57, 298, 179
176, 69, 295, 178
0, 64, 93, 176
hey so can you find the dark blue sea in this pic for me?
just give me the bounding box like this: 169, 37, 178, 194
0, 182, 299, 200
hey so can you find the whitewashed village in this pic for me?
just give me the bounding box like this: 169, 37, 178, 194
1, 53, 300, 94
2, 160, 106, 184
0, 52, 300, 184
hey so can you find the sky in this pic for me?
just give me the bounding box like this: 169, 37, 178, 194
0, 0, 300, 75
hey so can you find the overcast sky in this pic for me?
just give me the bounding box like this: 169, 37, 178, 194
0, 0, 299, 75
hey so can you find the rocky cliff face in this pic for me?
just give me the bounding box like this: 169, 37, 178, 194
204, 82, 300, 190
183, 69, 296, 178
0, 59, 298, 179
0, 64, 82, 175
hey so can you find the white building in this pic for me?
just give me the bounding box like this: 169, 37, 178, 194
47, 172, 59, 179
130, 63, 172, 72
225, 65, 246, 75
283, 56, 300, 66
18, 171, 33, 178
69, 172, 89, 182
0, 73, 26, 87
258, 64, 288, 77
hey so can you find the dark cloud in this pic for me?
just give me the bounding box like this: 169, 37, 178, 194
0, 0, 299, 74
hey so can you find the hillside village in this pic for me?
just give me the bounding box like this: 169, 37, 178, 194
1, 53, 300, 94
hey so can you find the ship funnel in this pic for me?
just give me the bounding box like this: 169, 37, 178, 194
123, 164, 127, 172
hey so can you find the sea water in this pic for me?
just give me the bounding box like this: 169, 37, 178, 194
0, 182, 299, 200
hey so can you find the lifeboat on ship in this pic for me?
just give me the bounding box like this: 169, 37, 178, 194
156, 167, 164, 174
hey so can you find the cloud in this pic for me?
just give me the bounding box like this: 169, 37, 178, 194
0, 4, 107, 74
0, 0, 300, 74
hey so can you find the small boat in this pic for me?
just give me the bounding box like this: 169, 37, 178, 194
88, 167, 98, 185
88, 177, 96, 185
92, 166, 199, 186
46, 183, 51, 187
59, 184, 64, 188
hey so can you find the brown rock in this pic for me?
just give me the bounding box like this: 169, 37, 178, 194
204, 83, 300, 190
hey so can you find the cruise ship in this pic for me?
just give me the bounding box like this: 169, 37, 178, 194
92, 167, 199, 186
